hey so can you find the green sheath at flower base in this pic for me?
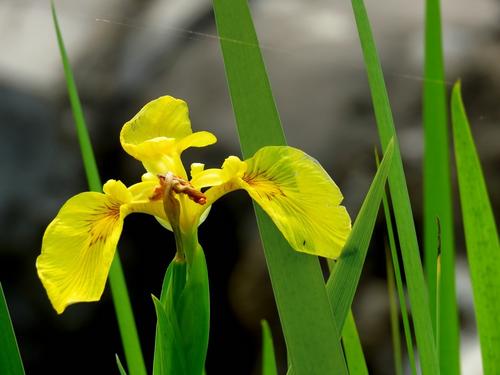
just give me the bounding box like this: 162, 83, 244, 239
36, 95, 352, 313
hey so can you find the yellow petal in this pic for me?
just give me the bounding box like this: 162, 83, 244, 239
120, 96, 192, 155
103, 179, 132, 202
190, 168, 226, 189
241, 146, 351, 259
176, 131, 217, 153
127, 180, 168, 220
36, 189, 129, 314
190, 162, 205, 177
191, 155, 246, 189
120, 96, 217, 176
155, 202, 211, 232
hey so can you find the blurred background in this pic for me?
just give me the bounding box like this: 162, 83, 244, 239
1, 0, 499, 373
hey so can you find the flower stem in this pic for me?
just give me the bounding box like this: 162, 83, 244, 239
51, 3, 146, 373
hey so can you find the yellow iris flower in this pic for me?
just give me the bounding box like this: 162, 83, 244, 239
36, 96, 351, 314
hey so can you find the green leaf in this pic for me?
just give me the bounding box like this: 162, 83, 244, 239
261, 320, 278, 375
0, 283, 25, 375
153, 236, 209, 375
423, 0, 460, 372
350, 0, 439, 372
50, 3, 146, 374
451, 82, 500, 374
320, 140, 393, 375
177, 243, 210, 375
326, 140, 393, 328
382, 195, 418, 375
326, 244, 368, 375
152, 295, 188, 375
376, 149, 417, 375
116, 354, 128, 375
153, 260, 187, 375
341, 311, 368, 375
385, 247, 403, 375
213, 1, 347, 374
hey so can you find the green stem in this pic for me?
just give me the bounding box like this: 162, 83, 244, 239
51, 2, 146, 374
153, 232, 210, 375
108, 258, 147, 375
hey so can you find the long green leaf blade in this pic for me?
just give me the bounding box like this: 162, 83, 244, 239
0, 283, 25, 375
116, 355, 128, 375
341, 311, 368, 375
385, 247, 403, 375
451, 82, 500, 374
380, 178, 417, 375
152, 296, 188, 375
423, 0, 460, 372
319, 142, 394, 375
376, 148, 418, 375
261, 320, 278, 375
212, 1, 347, 373
349, 1, 439, 372
327, 140, 393, 327
328, 263, 367, 375
51, 3, 146, 374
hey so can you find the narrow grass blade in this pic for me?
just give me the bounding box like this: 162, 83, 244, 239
327, 139, 393, 328
0, 283, 25, 375
116, 355, 128, 375
261, 320, 278, 375
385, 247, 403, 375
51, 3, 146, 374
350, 0, 439, 372
212, 1, 347, 373
327, 255, 367, 374
377, 150, 417, 375
423, 0, 460, 372
435, 254, 441, 356
341, 311, 368, 375
451, 82, 500, 374
382, 203, 418, 375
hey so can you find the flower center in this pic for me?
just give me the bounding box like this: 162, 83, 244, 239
152, 172, 207, 205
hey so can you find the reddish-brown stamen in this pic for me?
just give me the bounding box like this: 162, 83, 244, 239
151, 174, 206, 205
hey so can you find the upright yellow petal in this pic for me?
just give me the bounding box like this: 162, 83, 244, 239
121, 96, 192, 153
241, 146, 351, 259
120, 96, 217, 176
36, 183, 131, 313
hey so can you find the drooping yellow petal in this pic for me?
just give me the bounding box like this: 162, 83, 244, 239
240, 146, 351, 259
120, 96, 216, 176
36, 181, 132, 314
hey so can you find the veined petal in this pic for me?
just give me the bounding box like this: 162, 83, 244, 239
241, 146, 351, 259
36, 186, 130, 314
120, 96, 217, 177
120, 96, 192, 155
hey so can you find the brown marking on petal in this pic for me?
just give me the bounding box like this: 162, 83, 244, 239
150, 175, 167, 201
243, 171, 287, 200
87, 201, 121, 248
